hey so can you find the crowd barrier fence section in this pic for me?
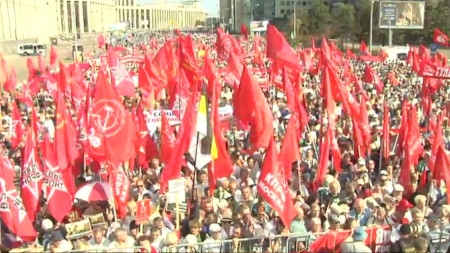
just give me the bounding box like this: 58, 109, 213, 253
28, 225, 450, 253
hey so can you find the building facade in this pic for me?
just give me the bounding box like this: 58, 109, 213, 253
0, 0, 207, 42
220, 0, 277, 32
219, 0, 252, 32
115, 0, 206, 30
275, 0, 314, 18
0, 0, 59, 42
59, 0, 116, 34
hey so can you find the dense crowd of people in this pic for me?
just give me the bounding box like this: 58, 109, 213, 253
0, 28, 449, 253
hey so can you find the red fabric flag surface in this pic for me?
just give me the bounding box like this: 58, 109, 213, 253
279, 115, 300, 179
210, 78, 233, 179
233, 66, 273, 151
359, 40, 370, 55
10, 101, 25, 150
97, 34, 106, 49
314, 125, 332, 189
160, 95, 197, 192
4, 67, 17, 93
42, 133, 75, 222
160, 109, 176, 164
419, 58, 450, 79
266, 24, 301, 77
107, 50, 135, 96
434, 28, 449, 47
0, 153, 36, 242
54, 89, 79, 169
257, 138, 295, 227
110, 165, 130, 219
20, 127, 44, 222
136, 104, 159, 168
88, 68, 135, 163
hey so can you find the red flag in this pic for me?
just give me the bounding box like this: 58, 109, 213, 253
42, 134, 75, 222
266, 24, 302, 76
314, 125, 332, 189
419, 58, 450, 79
97, 34, 106, 49
279, 115, 300, 179
50, 46, 58, 67
160, 95, 197, 192
233, 66, 273, 151
88, 68, 135, 163
54, 89, 79, 169
359, 40, 370, 55
434, 28, 449, 47
433, 145, 450, 201
4, 67, 17, 93
210, 78, 233, 179
240, 23, 249, 40
136, 104, 159, 168
107, 50, 135, 96
363, 64, 384, 93
110, 165, 130, 218
179, 35, 199, 90
346, 48, 357, 59
0, 153, 36, 242
399, 106, 423, 192
160, 109, 176, 164
257, 138, 295, 227
10, 101, 25, 149
428, 112, 445, 172
215, 28, 242, 61
309, 230, 351, 252
21, 127, 43, 222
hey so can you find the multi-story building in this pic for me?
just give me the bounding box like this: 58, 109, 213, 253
116, 0, 206, 30
275, 0, 313, 18
59, 0, 116, 35
220, 0, 262, 32
0, 0, 59, 42
219, 0, 254, 32
251, 0, 275, 21
0, 0, 207, 42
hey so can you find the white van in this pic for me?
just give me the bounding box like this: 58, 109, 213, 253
380, 46, 409, 62
17, 43, 47, 56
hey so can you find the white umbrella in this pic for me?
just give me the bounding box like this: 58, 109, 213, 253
75, 182, 112, 202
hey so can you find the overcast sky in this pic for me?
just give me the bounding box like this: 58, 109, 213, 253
136, 0, 219, 15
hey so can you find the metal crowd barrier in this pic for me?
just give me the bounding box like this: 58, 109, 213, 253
164, 233, 319, 253
12, 246, 146, 253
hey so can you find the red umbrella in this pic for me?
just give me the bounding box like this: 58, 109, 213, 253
75, 182, 111, 202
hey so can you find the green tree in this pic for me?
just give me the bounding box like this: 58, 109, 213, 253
332, 4, 356, 40
306, 1, 331, 36
427, 1, 450, 40
291, 8, 310, 40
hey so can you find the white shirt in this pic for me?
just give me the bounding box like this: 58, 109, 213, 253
202, 237, 223, 253
107, 237, 135, 253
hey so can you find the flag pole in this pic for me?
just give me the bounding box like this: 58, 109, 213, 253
190, 132, 201, 219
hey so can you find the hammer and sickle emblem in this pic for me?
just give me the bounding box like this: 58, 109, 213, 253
56, 113, 66, 129
90, 100, 125, 138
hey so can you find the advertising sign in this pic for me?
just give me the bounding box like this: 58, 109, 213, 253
379, 1, 425, 29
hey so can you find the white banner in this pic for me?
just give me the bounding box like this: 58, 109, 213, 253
145, 105, 234, 133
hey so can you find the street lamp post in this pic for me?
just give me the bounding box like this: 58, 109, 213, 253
293, 0, 297, 39
369, 0, 374, 54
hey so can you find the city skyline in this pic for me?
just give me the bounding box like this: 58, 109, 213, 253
137, 0, 218, 15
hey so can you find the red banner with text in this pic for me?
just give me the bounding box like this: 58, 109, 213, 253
419, 59, 450, 79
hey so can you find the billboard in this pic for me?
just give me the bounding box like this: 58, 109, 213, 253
379, 1, 425, 29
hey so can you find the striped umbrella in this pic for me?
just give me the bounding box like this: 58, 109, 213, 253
75, 182, 111, 202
